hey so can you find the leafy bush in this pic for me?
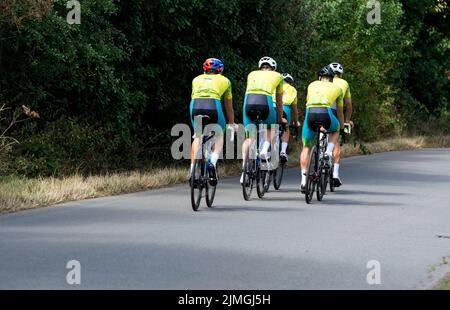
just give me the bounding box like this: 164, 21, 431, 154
0, 0, 448, 176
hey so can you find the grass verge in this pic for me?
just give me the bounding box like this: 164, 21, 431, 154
1, 135, 449, 214
434, 273, 450, 290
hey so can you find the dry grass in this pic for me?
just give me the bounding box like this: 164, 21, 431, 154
1, 135, 449, 214
434, 273, 450, 290
0, 168, 188, 214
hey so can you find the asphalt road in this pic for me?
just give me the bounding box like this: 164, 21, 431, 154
1, 149, 450, 289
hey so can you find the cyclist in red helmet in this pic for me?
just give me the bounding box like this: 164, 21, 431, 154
189, 58, 237, 183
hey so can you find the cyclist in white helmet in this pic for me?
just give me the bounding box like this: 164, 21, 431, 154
272, 73, 301, 163
329, 62, 353, 187
240, 56, 284, 184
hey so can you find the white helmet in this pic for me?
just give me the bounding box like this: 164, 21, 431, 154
259, 56, 277, 70
329, 63, 344, 75
282, 73, 294, 84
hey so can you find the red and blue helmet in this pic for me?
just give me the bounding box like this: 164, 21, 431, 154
203, 58, 224, 73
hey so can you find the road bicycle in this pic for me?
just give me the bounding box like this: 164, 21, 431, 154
272, 124, 299, 190
242, 110, 271, 200
304, 123, 334, 204
190, 115, 219, 211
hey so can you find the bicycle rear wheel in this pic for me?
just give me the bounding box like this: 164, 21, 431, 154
190, 159, 204, 211
317, 165, 326, 201
263, 170, 272, 193
273, 162, 285, 190
206, 165, 218, 208
305, 146, 317, 204
242, 159, 254, 201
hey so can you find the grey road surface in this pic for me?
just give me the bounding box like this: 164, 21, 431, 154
1, 149, 450, 289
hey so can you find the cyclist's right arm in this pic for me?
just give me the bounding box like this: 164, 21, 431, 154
291, 94, 300, 127
222, 81, 235, 125
344, 98, 353, 124
343, 82, 353, 126
337, 90, 345, 129
275, 81, 284, 124
223, 98, 235, 124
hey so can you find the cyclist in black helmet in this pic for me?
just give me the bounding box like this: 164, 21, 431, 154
299, 65, 344, 193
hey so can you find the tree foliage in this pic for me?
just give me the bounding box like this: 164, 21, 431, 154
0, 0, 448, 176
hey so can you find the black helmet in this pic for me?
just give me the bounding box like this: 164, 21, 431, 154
318, 65, 334, 78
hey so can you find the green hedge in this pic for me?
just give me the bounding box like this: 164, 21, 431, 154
0, 0, 448, 176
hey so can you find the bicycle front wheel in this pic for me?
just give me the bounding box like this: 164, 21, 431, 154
305, 146, 317, 204
190, 159, 204, 211
242, 159, 254, 201
329, 164, 336, 192
273, 162, 285, 190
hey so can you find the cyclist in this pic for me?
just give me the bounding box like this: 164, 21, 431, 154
272, 73, 301, 163
300, 65, 344, 193
190, 58, 236, 184
240, 56, 284, 184
329, 62, 353, 187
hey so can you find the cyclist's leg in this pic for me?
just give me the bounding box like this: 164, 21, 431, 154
190, 100, 202, 174
329, 108, 342, 178
327, 108, 342, 184
244, 94, 270, 159
209, 99, 226, 167
242, 95, 259, 183
191, 99, 220, 164
242, 95, 253, 164
300, 108, 316, 188
261, 95, 277, 158
326, 108, 340, 157
281, 105, 291, 155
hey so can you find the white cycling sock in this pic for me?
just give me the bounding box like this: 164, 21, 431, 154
210, 153, 219, 166
281, 142, 288, 154
301, 169, 307, 186
326, 142, 335, 157
333, 164, 340, 178
261, 141, 271, 156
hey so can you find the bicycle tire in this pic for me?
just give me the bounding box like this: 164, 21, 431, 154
263, 169, 272, 193
329, 164, 336, 192
206, 164, 217, 208
190, 159, 203, 211
256, 169, 266, 198
317, 164, 326, 201
305, 146, 317, 204
242, 159, 254, 201
273, 163, 284, 190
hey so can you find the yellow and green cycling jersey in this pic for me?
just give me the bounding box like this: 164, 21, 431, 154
306, 80, 343, 108
333, 77, 351, 100
191, 73, 232, 100
272, 82, 298, 106
245, 70, 283, 97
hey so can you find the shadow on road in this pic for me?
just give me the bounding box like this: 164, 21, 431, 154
335, 190, 408, 196
318, 198, 404, 207
208, 205, 305, 212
